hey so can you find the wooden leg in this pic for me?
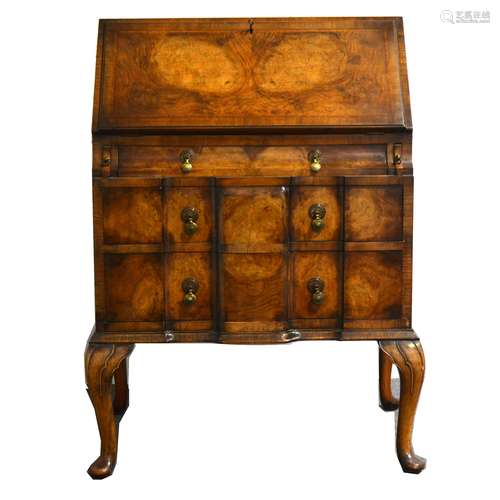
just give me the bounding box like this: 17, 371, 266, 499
85, 343, 135, 479
379, 346, 399, 411
113, 357, 130, 420
378, 340, 426, 474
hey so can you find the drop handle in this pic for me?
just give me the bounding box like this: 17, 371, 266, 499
308, 277, 325, 305
182, 277, 198, 305
181, 207, 199, 235
180, 149, 194, 173
309, 150, 321, 173
309, 204, 326, 232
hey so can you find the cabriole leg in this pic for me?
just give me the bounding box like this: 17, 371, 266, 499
378, 340, 426, 474
379, 346, 399, 411
85, 343, 135, 479
113, 356, 130, 419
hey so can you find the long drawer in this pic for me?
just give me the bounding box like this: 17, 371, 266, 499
98, 144, 392, 177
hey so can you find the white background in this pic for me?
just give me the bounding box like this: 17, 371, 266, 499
1, 1, 498, 498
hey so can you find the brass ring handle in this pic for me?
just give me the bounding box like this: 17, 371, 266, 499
181, 207, 199, 235
308, 150, 321, 173
180, 149, 194, 173
182, 277, 198, 305
309, 204, 326, 232
308, 277, 325, 305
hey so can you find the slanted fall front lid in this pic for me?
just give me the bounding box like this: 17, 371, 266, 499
93, 17, 411, 132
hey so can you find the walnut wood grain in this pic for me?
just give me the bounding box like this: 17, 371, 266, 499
219, 186, 288, 246
344, 251, 403, 323
291, 186, 341, 241
102, 186, 162, 244
94, 179, 413, 336
221, 253, 287, 329
91, 328, 419, 344
378, 340, 426, 474
113, 356, 130, 418
95, 18, 409, 131
117, 145, 389, 177
379, 346, 399, 411
165, 252, 213, 323
345, 185, 403, 241
291, 252, 340, 323
104, 254, 164, 323
85, 343, 135, 479
165, 187, 213, 244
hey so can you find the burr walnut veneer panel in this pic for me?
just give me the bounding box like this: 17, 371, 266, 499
95, 18, 409, 131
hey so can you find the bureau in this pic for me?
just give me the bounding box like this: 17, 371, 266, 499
85, 17, 426, 478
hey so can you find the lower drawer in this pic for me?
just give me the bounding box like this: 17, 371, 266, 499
165, 252, 214, 331
102, 253, 164, 332
344, 250, 407, 329
99, 248, 408, 334
220, 253, 287, 333
289, 252, 341, 330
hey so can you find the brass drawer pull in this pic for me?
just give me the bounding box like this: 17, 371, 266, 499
164, 331, 175, 343
181, 207, 199, 235
182, 277, 198, 305
308, 149, 321, 173
308, 277, 325, 305
309, 203, 326, 232
281, 329, 302, 342
180, 149, 194, 173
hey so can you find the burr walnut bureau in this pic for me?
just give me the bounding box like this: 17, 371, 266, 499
86, 17, 426, 479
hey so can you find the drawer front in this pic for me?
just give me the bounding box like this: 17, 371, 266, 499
219, 185, 288, 249
221, 253, 288, 332
115, 144, 389, 177
104, 254, 164, 324
94, 175, 412, 337
344, 251, 404, 329
345, 185, 403, 242
165, 186, 213, 245
290, 252, 341, 329
102, 186, 162, 244
165, 252, 214, 330
291, 185, 341, 242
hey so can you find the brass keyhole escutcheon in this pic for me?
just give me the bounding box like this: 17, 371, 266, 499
102, 150, 111, 167
180, 149, 194, 173
308, 149, 321, 173
309, 204, 326, 232
308, 277, 325, 305
181, 207, 199, 235
393, 143, 402, 167
182, 277, 199, 305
